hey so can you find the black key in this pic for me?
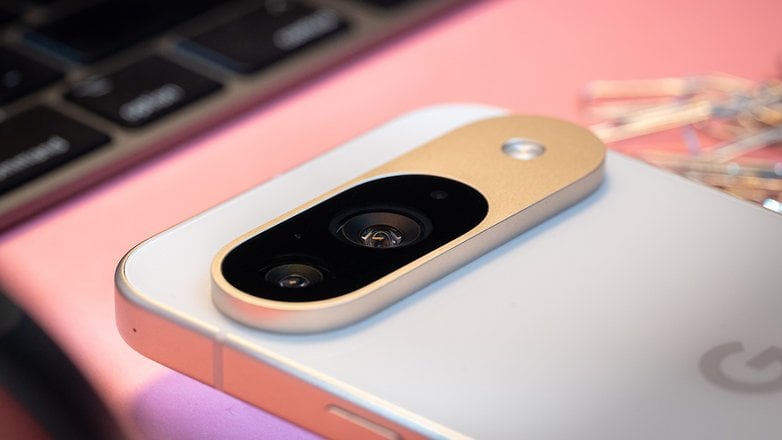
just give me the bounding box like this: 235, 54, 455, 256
25, 0, 224, 64
181, 2, 348, 74
66, 56, 221, 128
0, 46, 63, 105
0, 107, 110, 195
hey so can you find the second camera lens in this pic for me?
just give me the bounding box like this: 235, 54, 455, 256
265, 264, 323, 289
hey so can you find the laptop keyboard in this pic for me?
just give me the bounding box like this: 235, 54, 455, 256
0, 0, 467, 229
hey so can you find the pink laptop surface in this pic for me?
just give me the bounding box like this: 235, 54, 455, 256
1, 0, 780, 437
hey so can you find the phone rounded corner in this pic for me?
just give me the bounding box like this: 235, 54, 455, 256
115, 247, 221, 386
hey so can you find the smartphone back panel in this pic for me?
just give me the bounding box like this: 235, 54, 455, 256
117, 105, 782, 439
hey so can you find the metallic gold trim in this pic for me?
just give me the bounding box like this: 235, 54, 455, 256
212, 115, 606, 332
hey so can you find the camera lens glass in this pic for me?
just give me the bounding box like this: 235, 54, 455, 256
360, 225, 403, 248
264, 263, 323, 289
336, 211, 427, 249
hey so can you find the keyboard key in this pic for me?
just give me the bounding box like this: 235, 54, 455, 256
181, 2, 348, 74
66, 56, 221, 128
25, 0, 224, 63
0, 46, 63, 105
0, 107, 110, 195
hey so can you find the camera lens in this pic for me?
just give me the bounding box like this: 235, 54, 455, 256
265, 264, 323, 289
336, 210, 428, 249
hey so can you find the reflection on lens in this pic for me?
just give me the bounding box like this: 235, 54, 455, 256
336, 211, 427, 249
277, 273, 311, 288
265, 264, 323, 289
360, 225, 403, 248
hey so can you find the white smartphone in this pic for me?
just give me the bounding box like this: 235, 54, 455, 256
116, 104, 782, 439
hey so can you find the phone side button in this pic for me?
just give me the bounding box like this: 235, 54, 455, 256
326, 405, 401, 440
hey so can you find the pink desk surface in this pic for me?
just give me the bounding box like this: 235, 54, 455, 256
2, 0, 781, 438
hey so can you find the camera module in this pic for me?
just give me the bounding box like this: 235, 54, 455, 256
219, 174, 488, 303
